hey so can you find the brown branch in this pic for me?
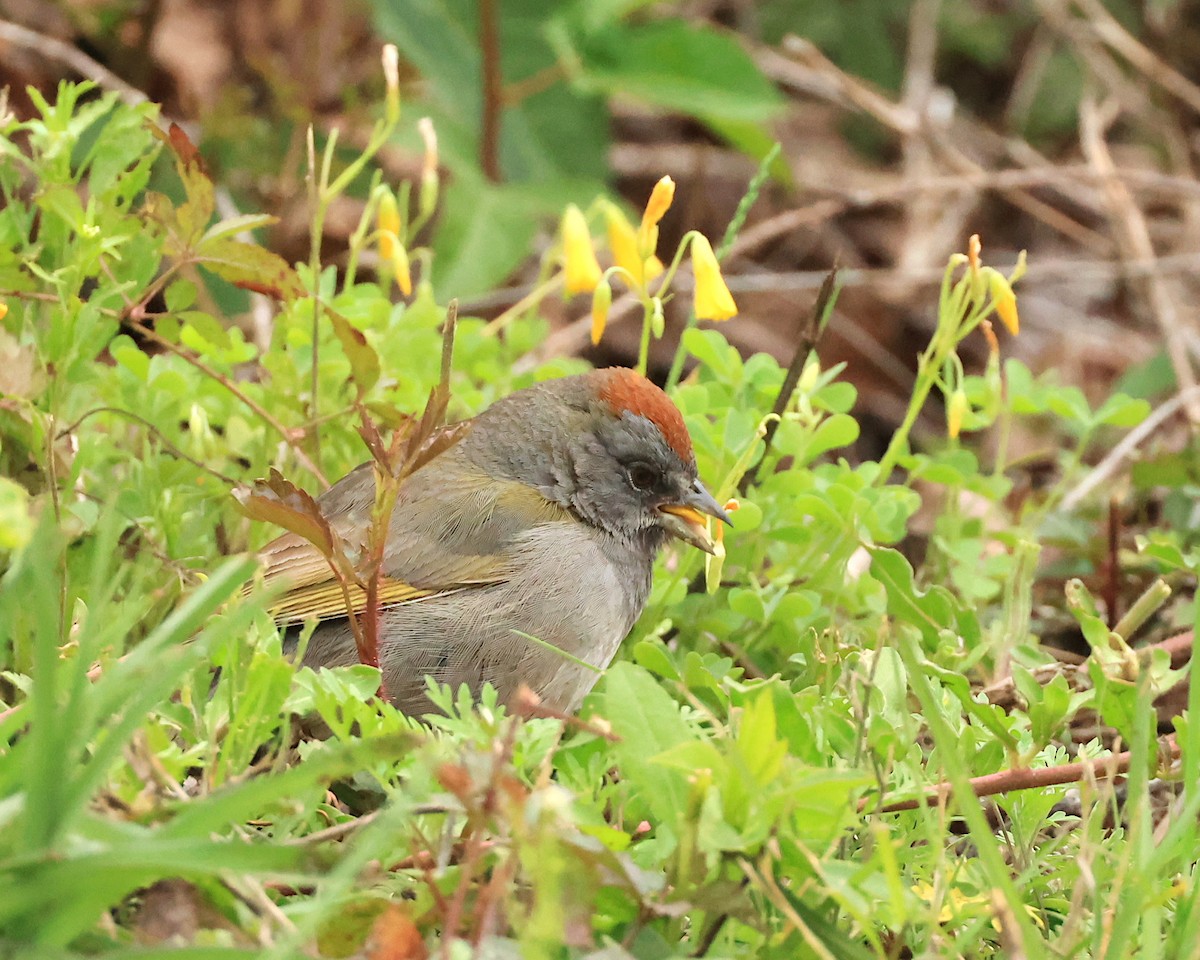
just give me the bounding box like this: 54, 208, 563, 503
0, 18, 148, 106
869, 735, 1180, 814
56, 406, 241, 486
737, 267, 838, 496
1079, 98, 1200, 422
1071, 0, 1200, 117
478, 0, 503, 182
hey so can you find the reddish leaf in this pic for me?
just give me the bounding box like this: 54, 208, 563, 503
165, 122, 204, 170
357, 415, 392, 468
328, 307, 381, 396
408, 419, 470, 476
233, 469, 339, 562
149, 121, 214, 246
194, 237, 304, 302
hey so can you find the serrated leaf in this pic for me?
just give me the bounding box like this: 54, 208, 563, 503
327, 308, 381, 397
233, 469, 339, 567
194, 237, 303, 301
149, 121, 214, 247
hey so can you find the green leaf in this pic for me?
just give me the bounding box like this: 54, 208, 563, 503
373, 0, 608, 182
327, 307, 382, 396
683, 327, 741, 381
869, 547, 980, 648
194, 237, 304, 301
1094, 393, 1150, 428
601, 662, 691, 829
799, 413, 860, 464
0, 478, 32, 551
575, 21, 784, 122
700, 116, 794, 186
431, 177, 538, 298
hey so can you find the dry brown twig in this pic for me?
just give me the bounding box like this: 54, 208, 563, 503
1078, 98, 1200, 422
767, 34, 1113, 253
0, 18, 148, 106
1071, 0, 1200, 118
870, 735, 1180, 814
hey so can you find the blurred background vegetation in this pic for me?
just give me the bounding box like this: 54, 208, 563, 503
5, 1, 1200, 956
8, 0, 1197, 443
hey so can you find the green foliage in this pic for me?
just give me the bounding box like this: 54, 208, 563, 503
370, 0, 783, 294
0, 81, 1196, 959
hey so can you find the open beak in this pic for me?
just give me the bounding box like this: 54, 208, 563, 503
657, 479, 732, 555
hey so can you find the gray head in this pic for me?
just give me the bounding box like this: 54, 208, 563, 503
468, 368, 730, 552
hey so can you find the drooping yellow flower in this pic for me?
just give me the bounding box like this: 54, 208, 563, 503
987, 270, 1019, 335
605, 205, 662, 287
561, 204, 601, 295
591, 278, 612, 345
391, 240, 412, 297
947, 388, 968, 439
690, 234, 737, 321
377, 190, 401, 262
637, 175, 675, 259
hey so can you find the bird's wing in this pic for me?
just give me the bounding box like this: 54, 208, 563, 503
268, 577, 438, 626
254, 442, 570, 627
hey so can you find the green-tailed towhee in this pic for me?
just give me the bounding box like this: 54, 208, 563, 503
258, 367, 729, 716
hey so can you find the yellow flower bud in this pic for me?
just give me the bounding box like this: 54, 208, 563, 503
391, 240, 412, 297
377, 190, 401, 262
987, 269, 1019, 335
649, 297, 665, 338
381, 44, 401, 126
690, 234, 737, 321
947, 388, 968, 439
591, 278, 612, 345
967, 234, 986, 302
561, 204, 601, 295
637, 175, 675, 259
417, 117, 439, 220
605, 205, 662, 287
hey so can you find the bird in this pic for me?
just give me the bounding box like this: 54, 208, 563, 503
256, 367, 729, 717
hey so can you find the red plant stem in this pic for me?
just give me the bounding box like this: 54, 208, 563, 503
870, 735, 1179, 814
478, 0, 502, 181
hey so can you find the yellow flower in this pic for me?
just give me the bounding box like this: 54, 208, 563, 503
391, 240, 412, 297
987, 269, 1019, 335
417, 117, 439, 220
0, 302, 7, 322
605, 206, 662, 287
690, 234, 737, 321
561, 204, 601, 295
378, 190, 401, 261
591, 278, 612, 345
947, 388, 968, 439
638, 175, 675, 259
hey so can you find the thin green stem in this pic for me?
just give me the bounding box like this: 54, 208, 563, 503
636, 301, 653, 376
874, 347, 940, 483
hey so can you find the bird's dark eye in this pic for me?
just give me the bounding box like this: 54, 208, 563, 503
627, 462, 660, 493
